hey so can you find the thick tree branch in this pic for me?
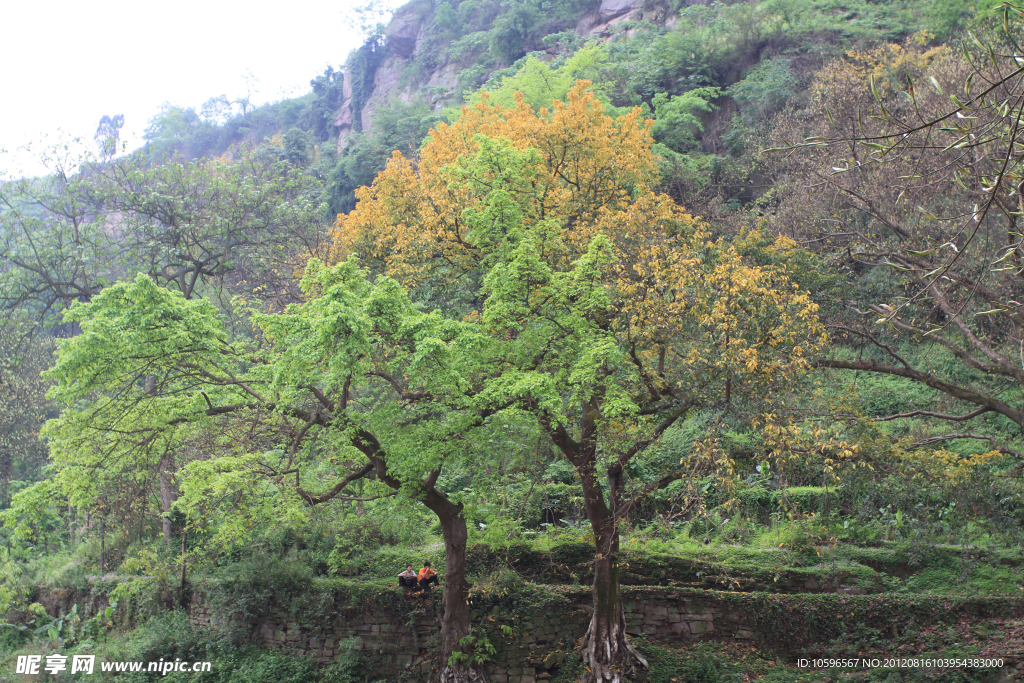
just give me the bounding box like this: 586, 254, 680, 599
609, 400, 693, 477
908, 433, 1024, 459
814, 357, 1024, 426
295, 462, 376, 505
873, 406, 992, 422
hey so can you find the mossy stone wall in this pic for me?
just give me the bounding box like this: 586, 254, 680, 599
189, 583, 1024, 683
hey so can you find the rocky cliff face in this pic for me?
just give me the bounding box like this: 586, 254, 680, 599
334, 0, 663, 152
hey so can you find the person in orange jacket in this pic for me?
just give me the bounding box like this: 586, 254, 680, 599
418, 561, 439, 592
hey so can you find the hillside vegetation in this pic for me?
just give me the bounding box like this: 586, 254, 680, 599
3, 0, 1024, 682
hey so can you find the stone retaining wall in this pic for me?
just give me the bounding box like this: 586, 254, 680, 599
29, 576, 1024, 682
188, 586, 1024, 682
185, 585, 867, 682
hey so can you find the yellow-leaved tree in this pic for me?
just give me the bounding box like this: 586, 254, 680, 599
331, 82, 657, 294
331, 82, 824, 683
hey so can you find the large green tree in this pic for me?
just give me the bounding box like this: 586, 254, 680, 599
37, 263, 502, 682
0, 148, 332, 542
0, 319, 52, 509
332, 83, 824, 682
94, 151, 329, 304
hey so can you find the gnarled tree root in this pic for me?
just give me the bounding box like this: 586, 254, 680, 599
439, 663, 489, 683
579, 618, 649, 683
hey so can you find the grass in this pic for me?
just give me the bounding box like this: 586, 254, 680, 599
614, 517, 1024, 597
551, 641, 837, 683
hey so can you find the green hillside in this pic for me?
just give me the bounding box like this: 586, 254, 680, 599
3, 0, 1024, 682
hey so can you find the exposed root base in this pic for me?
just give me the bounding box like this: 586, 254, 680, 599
439, 664, 489, 683
579, 618, 649, 683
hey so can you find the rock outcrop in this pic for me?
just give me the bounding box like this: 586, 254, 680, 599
333, 71, 354, 147
333, 0, 661, 152
384, 9, 424, 59
599, 0, 642, 21
577, 0, 645, 37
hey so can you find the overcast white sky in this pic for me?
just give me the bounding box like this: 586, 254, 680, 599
0, 0, 396, 178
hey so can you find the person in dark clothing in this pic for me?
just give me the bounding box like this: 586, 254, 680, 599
418, 561, 439, 592
398, 565, 418, 589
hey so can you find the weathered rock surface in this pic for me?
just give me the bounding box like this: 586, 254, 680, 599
332, 0, 657, 145
359, 58, 406, 138
599, 0, 641, 20
333, 71, 354, 149
385, 9, 424, 59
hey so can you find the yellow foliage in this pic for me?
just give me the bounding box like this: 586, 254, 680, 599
763, 400, 1004, 490
330, 81, 661, 280
894, 447, 1002, 486
813, 39, 949, 102
331, 80, 825, 438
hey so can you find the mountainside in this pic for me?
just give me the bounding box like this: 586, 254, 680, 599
338, 0, 660, 147
135, 0, 976, 219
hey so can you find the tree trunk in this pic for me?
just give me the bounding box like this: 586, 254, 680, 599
158, 452, 177, 544
361, 441, 486, 682
0, 448, 11, 509
179, 528, 188, 608
148, 376, 178, 545
578, 466, 648, 683
423, 490, 488, 683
